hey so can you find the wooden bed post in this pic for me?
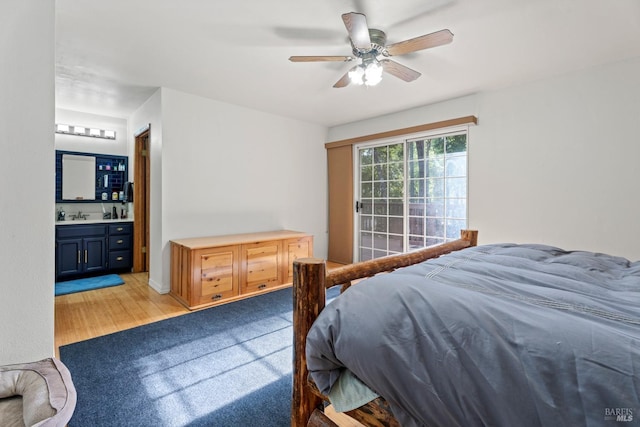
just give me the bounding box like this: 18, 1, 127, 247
292, 258, 326, 427
461, 229, 478, 247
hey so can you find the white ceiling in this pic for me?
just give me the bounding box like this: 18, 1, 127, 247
55, 0, 640, 127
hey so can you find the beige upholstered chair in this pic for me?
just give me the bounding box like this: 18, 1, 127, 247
0, 358, 76, 427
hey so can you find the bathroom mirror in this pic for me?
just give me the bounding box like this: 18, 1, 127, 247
62, 154, 96, 200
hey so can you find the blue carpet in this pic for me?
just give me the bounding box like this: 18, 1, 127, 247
59, 286, 341, 427
55, 274, 125, 296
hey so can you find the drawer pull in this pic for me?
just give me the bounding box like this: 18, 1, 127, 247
258, 283, 267, 290
116, 256, 123, 261
117, 239, 124, 244
117, 227, 124, 232
212, 294, 223, 301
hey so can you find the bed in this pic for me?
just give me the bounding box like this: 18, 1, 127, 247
291, 230, 640, 426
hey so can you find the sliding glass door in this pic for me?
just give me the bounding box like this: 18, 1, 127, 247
356, 131, 468, 262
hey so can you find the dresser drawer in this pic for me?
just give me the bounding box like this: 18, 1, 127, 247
109, 223, 132, 235
57, 224, 107, 239
109, 251, 132, 270
109, 235, 131, 250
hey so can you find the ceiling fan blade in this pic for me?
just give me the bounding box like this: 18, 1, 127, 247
333, 67, 356, 88
342, 12, 371, 50
386, 29, 453, 56
289, 56, 353, 62
380, 59, 421, 82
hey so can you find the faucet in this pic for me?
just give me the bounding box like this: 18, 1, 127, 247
72, 210, 88, 220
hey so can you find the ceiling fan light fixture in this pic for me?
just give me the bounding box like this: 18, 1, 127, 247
363, 60, 383, 86
348, 65, 365, 85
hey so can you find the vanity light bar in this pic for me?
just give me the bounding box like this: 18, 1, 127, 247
55, 124, 116, 140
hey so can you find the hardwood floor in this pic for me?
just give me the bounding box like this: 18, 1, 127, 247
54, 272, 189, 356
54, 268, 362, 426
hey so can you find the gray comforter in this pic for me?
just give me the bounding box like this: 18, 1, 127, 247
306, 244, 640, 426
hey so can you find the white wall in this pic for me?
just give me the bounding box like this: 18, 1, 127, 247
130, 88, 328, 293
0, 0, 55, 364
329, 57, 640, 261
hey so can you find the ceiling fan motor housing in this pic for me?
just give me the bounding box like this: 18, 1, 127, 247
352, 28, 387, 57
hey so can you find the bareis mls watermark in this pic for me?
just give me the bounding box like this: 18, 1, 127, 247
604, 408, 634, 422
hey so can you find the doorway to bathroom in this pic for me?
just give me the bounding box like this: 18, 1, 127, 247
133, 126, 150, 272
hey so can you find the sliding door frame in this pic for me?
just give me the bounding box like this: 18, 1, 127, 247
325, 116, 477, 264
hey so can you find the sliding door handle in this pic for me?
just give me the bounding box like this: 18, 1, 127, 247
355, 201, 360, 213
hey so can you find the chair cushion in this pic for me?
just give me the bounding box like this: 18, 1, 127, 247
0, 358, 76, 427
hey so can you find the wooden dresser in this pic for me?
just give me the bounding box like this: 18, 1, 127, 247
170, 230, 313, 310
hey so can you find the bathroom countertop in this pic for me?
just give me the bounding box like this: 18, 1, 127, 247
56, 218, 133, 226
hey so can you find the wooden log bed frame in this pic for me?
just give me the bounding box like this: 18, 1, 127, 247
291, 230, 479, 427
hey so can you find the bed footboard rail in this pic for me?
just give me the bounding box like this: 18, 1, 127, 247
291, 230, 478, 426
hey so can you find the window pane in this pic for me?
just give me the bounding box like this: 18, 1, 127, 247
445, 177, 467, 198
426, 157, 444, 178
361, 215, 372, 232
373, 200, 387, 215
409, 199, 425, 216
360, 199, 372, 214
426, 218, 444, 237
374, 164, 387, 180
426, 198, 444, 216
426, 178, 444, 198
360, 148, 373, 165
360, 247, 372, 261
373, 216, 387, 232
361, 232, 372, 248
389, 217, 403, 234
374, 146, 387, 163
361, 183, 372, 198
373, 250, 388, 259
409, 235, 424, 250
426, 237, 444, 247
445, 155, 466, 177
361, 165, 372, 181
389, 234, 403, 252
445, 136, 467, 154
446, 198, 466, 219
374, 233, 387, 250
389, 162, 403, 180
388, 143, 403, 162
389, 180, 403, 197
409, 216, 424, 235
446, 219, 467, 239
389, 199, 403, 216
427, 138, 444, 155
408, 160, 422, 178
408, 179, 423, 197
373, 182, 387, 198
408, 140, 424, 161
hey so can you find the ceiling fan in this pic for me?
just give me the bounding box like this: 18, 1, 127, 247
289, 12, 453, 88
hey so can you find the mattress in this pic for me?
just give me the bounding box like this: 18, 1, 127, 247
306, 243, 640, 426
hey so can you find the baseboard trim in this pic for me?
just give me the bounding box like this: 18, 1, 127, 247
148, 277, 169, 294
